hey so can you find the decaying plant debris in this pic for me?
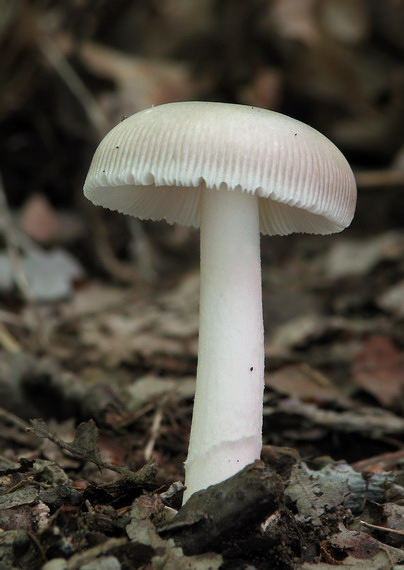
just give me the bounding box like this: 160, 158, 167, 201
0, 1, 404, 568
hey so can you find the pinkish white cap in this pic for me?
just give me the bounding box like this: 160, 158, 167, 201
84, 101, 356, 236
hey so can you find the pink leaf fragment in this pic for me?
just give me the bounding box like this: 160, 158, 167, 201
352, 335, 404, 408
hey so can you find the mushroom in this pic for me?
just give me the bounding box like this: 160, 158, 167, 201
83, 101, 356, 502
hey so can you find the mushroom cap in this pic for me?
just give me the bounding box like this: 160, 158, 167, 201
84, 101, 356, 235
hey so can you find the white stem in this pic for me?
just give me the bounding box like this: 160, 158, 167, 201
183, 186, 264, 502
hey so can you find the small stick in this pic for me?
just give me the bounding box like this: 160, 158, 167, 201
144, 407, 164, 461
0, 322, 21, 353
355, 169, 404, 189
38, 33, 109, 137
360, 520, 404, 536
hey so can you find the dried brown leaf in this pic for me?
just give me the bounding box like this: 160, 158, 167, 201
352, 335, 404, 408
0, 486, 38, 510
126, 499, 223, 569
329, 524, 403, 565
266, 363, 346, 404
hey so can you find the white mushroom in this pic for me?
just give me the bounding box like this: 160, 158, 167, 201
83, 101, 357, 502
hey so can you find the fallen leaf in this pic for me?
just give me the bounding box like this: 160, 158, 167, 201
352, 335, 404, 407
0, 248, 84, 301
286, 461, 404, 516
377, 279, 404, 317
354, 501, 404, 549
266, 363, 346, 404
329, 524, 403, 565
0, 505, 35, 532
286, 462, 349, 523
0, 486, 38, 510
323, 232, 404, 279
267, 313, 378, 351
18, 193, 60, 244
79, 41, 199, 122
126, 375, 195, 412
126, 499, 223, 569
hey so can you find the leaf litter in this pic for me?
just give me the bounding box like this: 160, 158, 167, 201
1, 1, 404, 568
0, 224, 403, 568
0, 227, 403, 568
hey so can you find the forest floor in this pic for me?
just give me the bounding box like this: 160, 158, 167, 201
0, 1, 404, 568
0, 188, 403, 569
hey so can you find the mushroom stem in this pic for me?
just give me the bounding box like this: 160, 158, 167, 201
183, 186, 264, 502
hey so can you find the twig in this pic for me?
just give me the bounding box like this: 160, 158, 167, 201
0, 407, 30, 431
114, 402, 156, 430
92, 209, 140, 284
38, 33, 109, 137
352, 449, 404, 472
355, 169, 404, 189
144, 406, 164, 461
0, 323, 21, 353
66, 537, 128, 570
39, 30, 157, 285
360, 520, 404, 536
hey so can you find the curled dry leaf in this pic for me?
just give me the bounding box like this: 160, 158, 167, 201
327, 523, 404, 566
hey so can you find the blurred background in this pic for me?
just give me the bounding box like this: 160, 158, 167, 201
0, 0, 404, 473
1, 0, 404, 248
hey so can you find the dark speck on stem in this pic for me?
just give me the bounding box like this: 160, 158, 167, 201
250, 367, 253, 372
